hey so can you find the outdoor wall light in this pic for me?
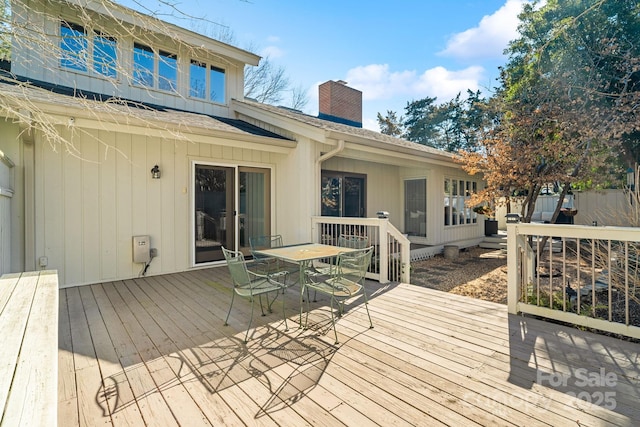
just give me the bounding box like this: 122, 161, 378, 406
151, 165, 161, 179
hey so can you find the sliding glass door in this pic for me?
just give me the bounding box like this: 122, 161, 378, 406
193, 163, 270, 264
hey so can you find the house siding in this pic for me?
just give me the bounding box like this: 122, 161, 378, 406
1, 121, 286, 287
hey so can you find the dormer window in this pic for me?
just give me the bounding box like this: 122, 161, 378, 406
133, 43, 154, 87
133, 43, 178, 93
60, 21, 117, 78
93, 33, 117, 78
60, 21, 87, 71
158, 50, 177, 92
190, 60, 226, 104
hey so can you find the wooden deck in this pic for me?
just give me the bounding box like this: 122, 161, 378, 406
58, 267, 640, 426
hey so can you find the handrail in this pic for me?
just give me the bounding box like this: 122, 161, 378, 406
311, 216, 411, 283
507, 222, 640, 340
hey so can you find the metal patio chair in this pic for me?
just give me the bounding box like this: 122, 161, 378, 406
303, 246, 374, 344
306, 234, 370, 301
222, 246, 289, 343
249, 235, 299, 280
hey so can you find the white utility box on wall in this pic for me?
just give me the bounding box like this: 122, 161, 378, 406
132, 235, 151, 263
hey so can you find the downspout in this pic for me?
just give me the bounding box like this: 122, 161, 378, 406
317, 139, 345, 164
315, 139, 345, 219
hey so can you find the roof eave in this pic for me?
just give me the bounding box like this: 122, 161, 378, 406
62, 0, 260, 66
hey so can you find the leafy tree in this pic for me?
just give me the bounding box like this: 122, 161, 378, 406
460, 0, 640, 223
402, 96, 439, 145
0, 0, 10, 61
376, 110, 404, 137
383, 91, 491, 152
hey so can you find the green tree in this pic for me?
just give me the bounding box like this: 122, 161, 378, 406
0, 0, 10, 61
402, 96, 439, 145
461, 0, 640, 223
376, 110, 404, 137
389, 91, 491, 152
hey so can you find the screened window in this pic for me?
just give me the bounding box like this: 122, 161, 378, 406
405, 178, 426, 237
444, 178, 478, 226
133, 43, 154, 87
158, 50, 177, 91
93, 33, 117, 78
60, 22, 87, 71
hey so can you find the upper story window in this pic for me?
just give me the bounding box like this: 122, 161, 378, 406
93, 33, 117, 78
444, 178, 478, 226
158, 50, 178, 91
60, 21, 117, 78
133, 43, 178, 93
133, 43, 154, 87
60, 21, 87, 71
190, 60, 226, 103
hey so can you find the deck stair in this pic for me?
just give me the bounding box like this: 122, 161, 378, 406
480, 232, 507, 251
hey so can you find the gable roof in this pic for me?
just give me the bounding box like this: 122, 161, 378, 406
233, 98, 458, 163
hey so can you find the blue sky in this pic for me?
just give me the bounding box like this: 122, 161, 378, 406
119, 0, 533, 130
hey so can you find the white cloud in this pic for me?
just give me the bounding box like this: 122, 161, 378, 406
260, 45, 285, 59
439, 0, 529, 60
344, 63, 485, 103
345, 64, 416, 101
415, 66, 485, 100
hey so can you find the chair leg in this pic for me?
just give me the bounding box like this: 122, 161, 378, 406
304, 286, 311, 330
330, 295, 339, 345
362, 288, 374, 329
245, 298, 256, 343
299, 285, 305, 328
258, 294, 267, 316
224, 292, 236, 326
281, 292, 288, 331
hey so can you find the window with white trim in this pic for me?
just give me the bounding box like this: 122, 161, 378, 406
60, 21, 117, 77
190, 60, 226, 103
444, 178, 478, 226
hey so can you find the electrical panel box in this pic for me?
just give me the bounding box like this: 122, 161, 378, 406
132, 235, 151, 263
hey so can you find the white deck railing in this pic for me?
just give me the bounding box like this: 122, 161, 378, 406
507, 222, 640, 340
311, 216, 411, 284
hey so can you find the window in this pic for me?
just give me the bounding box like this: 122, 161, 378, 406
158, 50, 177, 91
60, 22, 117, 77
93, 33, 117, 78
60, 21, 87, 71
133, 43, 154, 87
210, 66, 225, 103
190, 59, 226, 103
444, 178, 477, 226
405, 178, 426, 237
190, 60, 206, 98
321, 171, 366, 217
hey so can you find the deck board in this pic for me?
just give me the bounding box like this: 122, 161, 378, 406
59, 268, 640, 426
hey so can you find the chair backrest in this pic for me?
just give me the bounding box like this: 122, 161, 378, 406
222, 246, 252, 287
249, 235, 284, 259
336, 246, 374, 283
338, 234, 369, 249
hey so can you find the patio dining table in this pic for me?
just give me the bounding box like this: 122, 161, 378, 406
253, 242, 358, 326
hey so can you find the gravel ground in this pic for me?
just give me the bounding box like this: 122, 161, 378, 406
410, 246, 508, 304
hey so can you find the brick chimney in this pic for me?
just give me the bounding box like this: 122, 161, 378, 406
318, 80, 362, 128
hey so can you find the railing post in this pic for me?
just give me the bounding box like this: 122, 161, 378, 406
378, 218, 389, 284
507, 223, 519, 314
401, 241, 410, 283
